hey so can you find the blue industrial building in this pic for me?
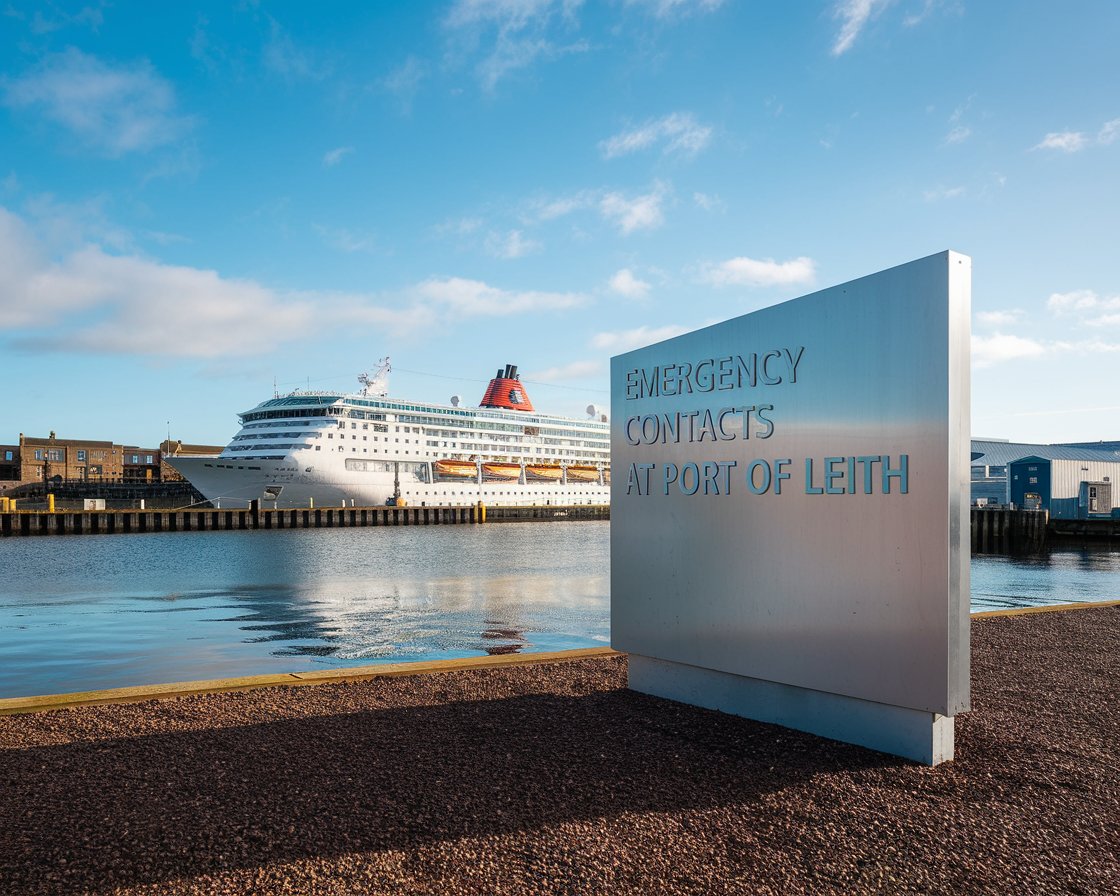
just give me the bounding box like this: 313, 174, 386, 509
1009, 455, 1120, 519
971, 439, 1120, 517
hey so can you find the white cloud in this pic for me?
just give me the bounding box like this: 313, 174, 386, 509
263, 17, 330, 81
485, 229, 541, 258
693, 191, 723, 211
944, 125, 971, 144
0, 212, 318, 355
599, 112, 712, 159
943, 96, 975, 144
1047, 289, 1120, 315
923, 185, 966, 201
608, 268, 651, 299
972, 330, 1120, 367
592, 324, 689, 354
623, 0, 726, 18
1032, 131, 1088, 153
380, 56, 427, 109
314, 224, 378, 253
1033, 117, 1120, 153
25, 4, 105, 34
438, 216, 485, 236
415, 276, 584, 315
323, 146, 354, 167
902, 0, 945, 27
971, 333, 1048, 367
0, 205, 584, 358
444, 0, 588, 90
831, 0, 891, 56
975, 309, 1023, 327
1099, 118, 1120, 145
2, 48, 194, 156
532, 190, 597, 221
599, 184, 667, 234
700, 255, 816, 288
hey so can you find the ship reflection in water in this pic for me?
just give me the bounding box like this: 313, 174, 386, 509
0, 523, 610, 699
5, 525, 1120, 700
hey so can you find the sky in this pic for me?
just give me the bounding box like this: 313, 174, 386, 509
1, 0, 1118, 448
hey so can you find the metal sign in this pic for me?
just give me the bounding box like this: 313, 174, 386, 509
610, 251, 970, 764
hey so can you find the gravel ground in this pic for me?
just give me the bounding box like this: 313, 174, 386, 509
1, 606, 1118, 895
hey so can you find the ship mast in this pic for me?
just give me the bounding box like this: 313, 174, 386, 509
358, 357, 391, 397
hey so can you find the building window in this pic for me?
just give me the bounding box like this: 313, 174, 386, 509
3, 450, 11, 461
48, 449, 63, 462
77, 450, 87, 462
130, 454, 140, 464
146, 455, 153, 464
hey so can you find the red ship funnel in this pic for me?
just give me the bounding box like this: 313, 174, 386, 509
480, 363, 535, 412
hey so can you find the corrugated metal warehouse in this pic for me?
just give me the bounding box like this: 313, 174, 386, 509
970, 439, 1120, 508
1009, 454, 1120, 519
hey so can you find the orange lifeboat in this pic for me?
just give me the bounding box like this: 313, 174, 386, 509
525, 464, 563, 481
434, 459, 478, 479
483, 463, 521, 480
565, 465, 601, 483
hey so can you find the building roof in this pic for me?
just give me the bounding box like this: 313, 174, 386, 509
971, 439, 1120, 466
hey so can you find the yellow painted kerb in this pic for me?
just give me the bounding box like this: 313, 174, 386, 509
971, 598, 1120, 618
0, 646, 621, 716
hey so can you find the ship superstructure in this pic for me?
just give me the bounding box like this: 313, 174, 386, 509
166, 361, 610, 508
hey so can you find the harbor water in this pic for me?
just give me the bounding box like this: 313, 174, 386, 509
2, 522, 1118, 699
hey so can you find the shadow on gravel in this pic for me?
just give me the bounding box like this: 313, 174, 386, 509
0, 686, 896, 893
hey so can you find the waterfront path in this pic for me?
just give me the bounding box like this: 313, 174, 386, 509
1, 606, 1118, 895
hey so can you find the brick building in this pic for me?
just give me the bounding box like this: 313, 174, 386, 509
15, 433, 124, 484
0, 443, 19, 481
0, 433, 225, 488
122, 446, 163, 483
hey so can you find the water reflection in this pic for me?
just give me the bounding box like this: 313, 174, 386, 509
0, 525, 610, 698
3, 525, 1119, 699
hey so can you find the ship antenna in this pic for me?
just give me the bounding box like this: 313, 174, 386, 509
358, 356, 391, 397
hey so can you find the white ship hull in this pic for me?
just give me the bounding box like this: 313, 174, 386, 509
167, 454, 609, 509
166, 362, 610, 510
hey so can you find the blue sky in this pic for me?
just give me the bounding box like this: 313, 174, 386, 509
1, 0, 1117, 447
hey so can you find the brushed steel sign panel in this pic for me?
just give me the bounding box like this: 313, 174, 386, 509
611, 251, 970, 716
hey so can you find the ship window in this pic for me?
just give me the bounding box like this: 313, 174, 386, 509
315, 446, 321, 451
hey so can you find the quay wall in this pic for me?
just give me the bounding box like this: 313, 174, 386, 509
2, 503, 1108, 547
0, 503, 609, 537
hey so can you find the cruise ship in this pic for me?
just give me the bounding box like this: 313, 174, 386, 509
166, 361, 610, 509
